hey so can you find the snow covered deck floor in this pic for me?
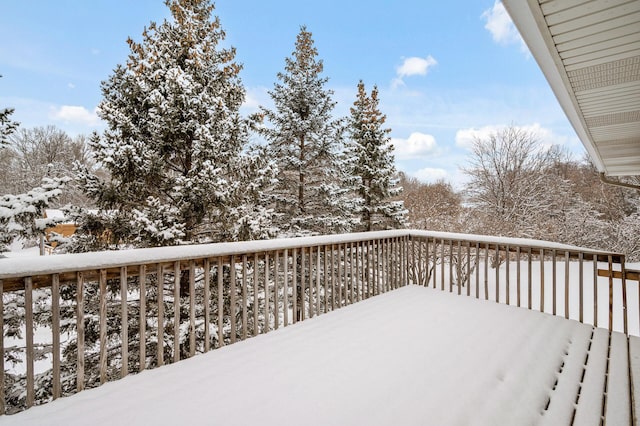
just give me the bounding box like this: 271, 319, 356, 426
5, 286, 639, 425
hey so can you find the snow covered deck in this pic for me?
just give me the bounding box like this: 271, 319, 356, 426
5, 285, 638, 425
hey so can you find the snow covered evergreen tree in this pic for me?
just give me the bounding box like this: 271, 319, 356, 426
0, 178, 68, 254
347, 81, 405, 231
77, 0, 275, 248
0, 76, 19, 148
258, 26, 355, 236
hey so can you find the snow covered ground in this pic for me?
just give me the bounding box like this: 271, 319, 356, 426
5, 285, 630, 425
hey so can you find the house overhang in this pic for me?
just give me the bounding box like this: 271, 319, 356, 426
503, 0, 640, 176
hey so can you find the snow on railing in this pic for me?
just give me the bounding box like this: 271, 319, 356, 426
0, 230, 634, 416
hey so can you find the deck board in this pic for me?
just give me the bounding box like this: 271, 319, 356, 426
574, 328, 609, 425
606, 332, 632, 425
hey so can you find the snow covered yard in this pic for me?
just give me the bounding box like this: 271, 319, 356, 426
4, 285, 636, 425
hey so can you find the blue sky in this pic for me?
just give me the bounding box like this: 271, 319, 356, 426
0, 0, 586, 187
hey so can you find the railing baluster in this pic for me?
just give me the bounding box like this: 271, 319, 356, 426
467, 242, 471, 297
140, 265, 147, 368
189, 260, 196, 355
528, 248, 532, 310
565, 251, 570, 320
203, 260, 210, 352
316, 245, 321, 314
349, 242, 357, 303
332, 244, 337, 309
303, 247, 309, 320
121, 266, 128, 377
173, 261, 180, 362
484, 244, 489, 300
475, 242, 480, 298
77, 271, 85, 392
505, 245, 510, 304
516, 247, 521, 307
265, 252, 270, 332
338, 244, 344, 304
608, 255, 614, 331
457, 241, 462, 295
99, 269, 107, 384
217, 258, 223, 347
242, 255, 248, 337
274, 251, 279, 329
0, 279, 4, 414
292, 248, 297, 324
323, 246, 328, 311
579, 252, 583, 323
51, 274, 61, 399
449, 240, 454, 293
552, 250, 557, 316
540, 249, 544, 313
283, 250, 288, 327
25, 277, 34, 408
157, 264, 165, 365
230, 255, 237, 342
253, 253, 259, 333
441, 240, 446, 291
495, 244, 500, 303
593, 255, 598, 328
622, 258, 628, 335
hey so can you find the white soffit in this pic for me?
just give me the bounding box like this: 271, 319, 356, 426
503, 0, 640, 176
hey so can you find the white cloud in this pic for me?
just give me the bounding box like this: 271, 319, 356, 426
67, 83, 75, 89
50, 105, 100, 126
391, 132, 438, 160
482, 1, 528, 52
410, 167, 449, 183
455, 123, 569, 150
392, 56, 437, 88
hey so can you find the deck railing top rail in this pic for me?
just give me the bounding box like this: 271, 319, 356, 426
0, 229, 621, 282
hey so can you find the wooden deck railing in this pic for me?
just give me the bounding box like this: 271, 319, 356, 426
0, 230, 635, 415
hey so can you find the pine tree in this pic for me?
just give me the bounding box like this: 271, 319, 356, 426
77, 0, 274, 248
0, 75, 19, 148
259, 26, 355, 236
347, 81, 405, 231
